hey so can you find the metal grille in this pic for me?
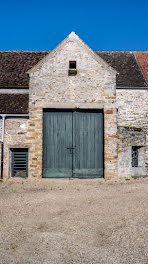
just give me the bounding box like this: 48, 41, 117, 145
132, 147, 138, 167
11, 148, 28, 177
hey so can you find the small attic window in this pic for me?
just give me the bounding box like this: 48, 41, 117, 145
69, 61, 76, 69
68, 61, 77, 76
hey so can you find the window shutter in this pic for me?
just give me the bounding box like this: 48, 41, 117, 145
11, 149, 28, 177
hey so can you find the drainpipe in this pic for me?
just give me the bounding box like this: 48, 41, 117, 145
1, 115, 6, 179
0, 114, 29, 179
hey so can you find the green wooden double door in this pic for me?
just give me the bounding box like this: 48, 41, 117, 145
43, 110, 104, 178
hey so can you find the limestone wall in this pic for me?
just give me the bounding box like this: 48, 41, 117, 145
117, 89, 148, 177
0, 118, 29, 179
0, 32, 118, 180
0, 89, 147, 179
28, 34, 118, 179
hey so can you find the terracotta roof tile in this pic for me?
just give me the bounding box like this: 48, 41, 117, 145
134, 52, 148, 84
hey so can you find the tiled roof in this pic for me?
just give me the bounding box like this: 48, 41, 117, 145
0, 94, 29, 114
0, 51, 147, 89
0, 51, 147, 114
134, 52, 148, 84
0, 51, 48, 88
96, 51, 148, 87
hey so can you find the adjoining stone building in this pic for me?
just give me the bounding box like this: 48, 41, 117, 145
0, 32, 148, 179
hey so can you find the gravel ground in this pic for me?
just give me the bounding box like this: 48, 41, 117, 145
0, 177, 148, 264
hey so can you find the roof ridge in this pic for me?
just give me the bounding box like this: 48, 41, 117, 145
0, 50, 50, 53
0, 50, 147, 52
96, 51, 148, 52
0, 50, 139, 52
96, 51, 133, 53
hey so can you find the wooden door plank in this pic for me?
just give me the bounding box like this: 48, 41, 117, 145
73, 111, 103, 178
43, 111, 73, 178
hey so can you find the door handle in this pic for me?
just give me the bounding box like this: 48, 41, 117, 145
66, 146, 75, 154
67, 147, 75, 149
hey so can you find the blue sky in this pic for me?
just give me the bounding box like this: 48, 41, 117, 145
0, 0, 148, 51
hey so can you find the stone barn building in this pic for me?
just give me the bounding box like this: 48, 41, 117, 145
0, 32, 148, 179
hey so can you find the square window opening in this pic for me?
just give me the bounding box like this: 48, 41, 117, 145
68, 61, 77, 76
69, 61, 76, 69
11, 148, 28, 178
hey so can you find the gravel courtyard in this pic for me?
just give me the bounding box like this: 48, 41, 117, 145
0, 178, 148, 264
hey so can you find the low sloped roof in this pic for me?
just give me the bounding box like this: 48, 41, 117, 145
96, 51, 148, 87
0, 51, 48, 88
0, 94, 29, 114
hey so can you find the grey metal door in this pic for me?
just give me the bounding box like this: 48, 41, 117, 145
43, 110, 103, 178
